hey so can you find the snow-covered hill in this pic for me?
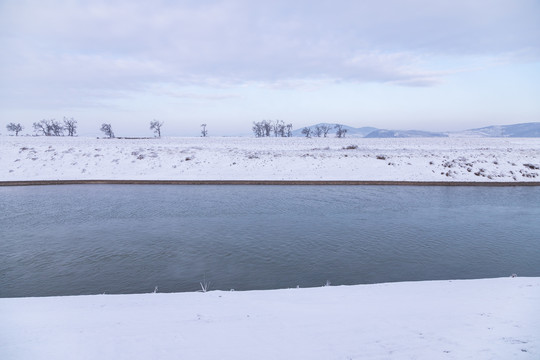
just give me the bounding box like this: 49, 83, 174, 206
455, 122, 540, 138
365, 129, 448, 138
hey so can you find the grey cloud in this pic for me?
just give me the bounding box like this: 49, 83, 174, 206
1, 0, 539, 108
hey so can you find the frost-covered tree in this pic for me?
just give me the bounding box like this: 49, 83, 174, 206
272, 120, 286, 137
50, 119, 64, 136
201, 123, 208, 137
252, 121, 263, 137
320, 124, 332, 137
63, 117, 77, 136
314, 126, 323, 137
253, 120, 272, 137
262, 120, 272, 137
286, 123, 293, 137
100, 123, 115, 138
150, 119, 164, 137
335, 124, 347, 138
301, 127, 312, 138
6, 122, 23, 136
33, 120, 49, 136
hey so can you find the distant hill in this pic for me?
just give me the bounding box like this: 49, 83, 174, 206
292, 122, 540, 138
456, 122, 540, 137
365, 129, 447, 138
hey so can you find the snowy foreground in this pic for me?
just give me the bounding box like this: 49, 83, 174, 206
1, 278, 539, 360
1, 136, 539, 182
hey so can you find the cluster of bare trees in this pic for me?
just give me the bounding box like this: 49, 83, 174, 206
301, 124, 348, 138
32, 117, 78, 136
252, 120, 293, 137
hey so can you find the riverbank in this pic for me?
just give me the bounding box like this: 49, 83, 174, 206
1, 136, 539, 182
1, 277, 538, 360
2, 179, 540, 186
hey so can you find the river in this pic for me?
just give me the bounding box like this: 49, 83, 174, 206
1, 185, 539, 297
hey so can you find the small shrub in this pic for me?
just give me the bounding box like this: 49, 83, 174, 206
523, 163, 539, 170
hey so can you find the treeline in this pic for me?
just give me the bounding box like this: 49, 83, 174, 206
7, 118, 348, 138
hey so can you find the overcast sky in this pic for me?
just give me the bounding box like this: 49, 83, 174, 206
1, 0, 539, 136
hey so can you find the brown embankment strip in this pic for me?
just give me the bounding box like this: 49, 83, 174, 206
1, 180, 540, 186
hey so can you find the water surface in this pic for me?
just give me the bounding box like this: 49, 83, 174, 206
1, 185, 539, 297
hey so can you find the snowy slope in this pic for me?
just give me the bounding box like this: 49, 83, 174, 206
1, 136, 539, 182
455, 122, 540, 138
1, 277, 538, 360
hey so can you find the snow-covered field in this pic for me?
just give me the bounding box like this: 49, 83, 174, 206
1, 136, 539, 182
1, 277, 538, 360
2, 136, 539, 359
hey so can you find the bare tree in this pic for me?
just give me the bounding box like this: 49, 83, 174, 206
50, 119, 64, 136
201, 123, 208, 137
335, 124, 347, 138
313, 126, 323, 137
63, 117, 77, 136
100, 123, 115, 138
6, 122, 23, 136
33, 119, 53, 136
32, 119, 48, 136
286, 123, 293, 137
252, 121, 263, 137
301, 127, 312, 138
262, 120, 272, 137
272, 120, 279, 137
150, 119, 164, 137
273, 120, 286, 137
320, 124, 332, 137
